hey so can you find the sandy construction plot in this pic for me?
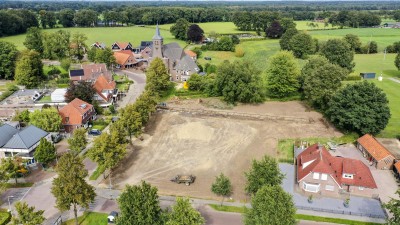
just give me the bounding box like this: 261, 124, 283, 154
113, 101, 340, 201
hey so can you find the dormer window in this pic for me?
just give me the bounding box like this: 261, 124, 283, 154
66, 117, 69, 123
343, 173, 353, 179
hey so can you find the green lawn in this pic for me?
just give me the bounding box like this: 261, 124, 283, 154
0, 26, 186, 50
0, 209, 11, 225
62, 212, 108, 225
295, 21, 335, 30
309, 28, 400, 51
43, 65, 68, 76
89, 165, 106, 181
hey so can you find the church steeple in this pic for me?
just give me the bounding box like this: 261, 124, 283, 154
152, 22, 163, 58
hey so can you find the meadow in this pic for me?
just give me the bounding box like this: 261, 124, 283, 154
0, 26, 186, 50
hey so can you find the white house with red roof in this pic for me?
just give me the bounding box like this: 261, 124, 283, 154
297, 144, 377, 197
93, 75, 117, 107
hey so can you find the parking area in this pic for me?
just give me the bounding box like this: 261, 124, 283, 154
330, 144, 398, 203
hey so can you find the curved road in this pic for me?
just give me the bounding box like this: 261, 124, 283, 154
114, 70, 146, 106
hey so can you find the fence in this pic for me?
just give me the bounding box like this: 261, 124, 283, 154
297, 205, 387, 219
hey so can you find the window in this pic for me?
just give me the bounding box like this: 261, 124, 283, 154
359, 186, 364, 191
343, 173, 353, 179
313, 172, 320, 180
303, 182, 320, 193
65, 117, 69, 123
321, 174, 328, 181
325, 185, 334, 191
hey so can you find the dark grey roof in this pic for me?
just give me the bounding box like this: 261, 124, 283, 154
152, 24, 163, 40
175, 55, 199, 72
70, 69, 84, 77
0, 124, 18, 147
163, 43, 184, 61
3, 125, 48, 149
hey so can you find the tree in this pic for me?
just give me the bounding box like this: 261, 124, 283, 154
29, 108, 62, 132
170, 18, 190, 41
368, 41, 378, 54
289, 32, 315, 58
217, 36, 235, 51
68, 128, 88, 154
280, 17, 296, 32
187, 74, 206, 91
326, 81, 391, 135
24, 27, 43, 54
39, 10, 56, 29
64, 81, 95, 103
74, 9, 98, 27
279, 28, 298, 51
245, 155, 284, 195
166, 197, 205, 225
70, 32, 88, 61
42, 30, 71, 60
51, 153, 96, 225
187, 24, 204, 43
87, 133, 126, 185
0, 41, 19, 79
94, 48, 116, 68
396, 53, 400, 70
12, 201, 45, 225
303, 60, 348, 110
211, 173, 233, 206
1, 157, 20, 184
266, 20, 284, 39
15, 50, 44, 88
394, 10, 400, 22
320, 39, 355, 71
132, 91, 158, 125
60, 58, 71, 71
266, 51, 300, 98
13, 109, 30, 123
109, 121, 128, 144
117, 181, 162, 225
343, 34, 362, 53
119, 104, 143, 141
244, 185, 296, 225
214, 60, 265, 104
58, 9, 75, 28
34, 138, 56, 167
145, 58, 171, 93
384, 189, 400, 225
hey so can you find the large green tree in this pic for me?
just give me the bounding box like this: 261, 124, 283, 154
214, 60, 265, 104
73, 9, 98, 27
1, 157, 20, 184
87, 133, 126, 185
0, 41, 19, 80
70, 32, 88, 61
24, 27, 43, 54
67, 128, 88, 154
211, 173, 233, 206
244, 185, 296, 225
119, 104, 143, 141
302, 57, 348, 110
34, 138, 56, 167
166, 197, 205, 225
132, 91, 158, 125
170, 18, 190, 41
95, 47, 116, 68
326, 81, 390, 135
42, 30, 71, 60
384, 189, 400, 225
146, 58, 171, 93
51, 153, 96, 225
58, 9, 75, 28
11, 201, 45, 225
343, 34, 362, 53
245, 155, 284, 195
266, 51, 300, 98
320, 39, 355, 71
279, 28, 298, 51
64, 81, 95, 103
29, 108, 62, 132
117, 181, 162, 225
14, 50, 44, 88
289, 32, 315, 58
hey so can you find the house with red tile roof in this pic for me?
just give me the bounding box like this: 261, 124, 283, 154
111, 42, 133, 51
113, 50, 142, 69
93, 75, 117, 107
297, 144, 377, 197
184, 50, 197, 60
69, 63, 112, 83
357, 134, 395, 170
58, 98, 96, 133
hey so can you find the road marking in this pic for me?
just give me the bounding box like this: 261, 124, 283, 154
19, 187, 32, 201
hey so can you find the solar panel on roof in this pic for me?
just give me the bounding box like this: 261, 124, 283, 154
70, 69, 84, 77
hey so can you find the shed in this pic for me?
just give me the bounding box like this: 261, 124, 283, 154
51, 89, 67, 103
360, 72, 376, 79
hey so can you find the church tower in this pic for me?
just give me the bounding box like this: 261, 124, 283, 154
152, 23, 163, 58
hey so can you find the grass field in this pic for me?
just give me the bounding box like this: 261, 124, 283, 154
309, 28, 400, 51
62, 212, 108, 225
0, 26, 186, 50
154, 22, 249, 35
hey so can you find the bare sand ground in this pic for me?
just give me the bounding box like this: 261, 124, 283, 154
113, 101, 341, 202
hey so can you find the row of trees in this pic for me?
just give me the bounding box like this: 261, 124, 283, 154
0, 9, 38, 37
328, 11, 381, 28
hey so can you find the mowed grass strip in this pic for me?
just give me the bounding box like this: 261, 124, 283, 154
0, 26, 186, 50
62, 212, 108, 225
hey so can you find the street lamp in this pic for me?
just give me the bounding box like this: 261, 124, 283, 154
7, 196, 14, 212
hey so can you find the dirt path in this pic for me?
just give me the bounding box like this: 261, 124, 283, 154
113, 101, 341, 201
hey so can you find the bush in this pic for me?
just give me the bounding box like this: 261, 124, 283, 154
109, 105, 116, 114
0, 210, 11, 225
60, 58, 71, 71
344, 75, 362, 81
235, 46, 245, 57
191, 47, 202, 58
47, 66, 61, 76
0, 84, 19, 102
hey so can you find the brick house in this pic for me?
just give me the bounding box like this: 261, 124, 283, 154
69, 64, 112, 83
297, 144, 377, 197
111, 42, 133, 51
113, 50, 140, 69
58, 98, 96, 133
93, 75, 118, 107
357, 134, 395, 170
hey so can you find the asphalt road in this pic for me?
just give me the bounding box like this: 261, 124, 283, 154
114, 70, 146, 105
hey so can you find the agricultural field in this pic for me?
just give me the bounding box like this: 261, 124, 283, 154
0, 26, 186, 50
309, 28, 400, 51
155, 22, 249, 35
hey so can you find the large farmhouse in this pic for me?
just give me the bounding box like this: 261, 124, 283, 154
297, 144, 377, 197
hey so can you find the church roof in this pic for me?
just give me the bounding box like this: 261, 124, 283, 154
163, 43, 184, 61
175, 55, 199, 72
152, 24, 163, 40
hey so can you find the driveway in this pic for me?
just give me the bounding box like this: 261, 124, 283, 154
113, 70, 146, 107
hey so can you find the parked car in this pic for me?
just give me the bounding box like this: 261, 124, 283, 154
107, 211, 118, 223
51, 134, 62, 143
204, 57, 212, 60
170, 175, 196, 186
88, 129, 102, 136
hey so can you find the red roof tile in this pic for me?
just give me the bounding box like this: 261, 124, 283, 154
93, 75, 116, 101
394, 161, 400, 172
185, 50, 197, 57
70, 64, 112, 82
297, 144, 377, 189
114, 50, 136, 66
59, 98, 93, 125
357, 134, 394, 161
